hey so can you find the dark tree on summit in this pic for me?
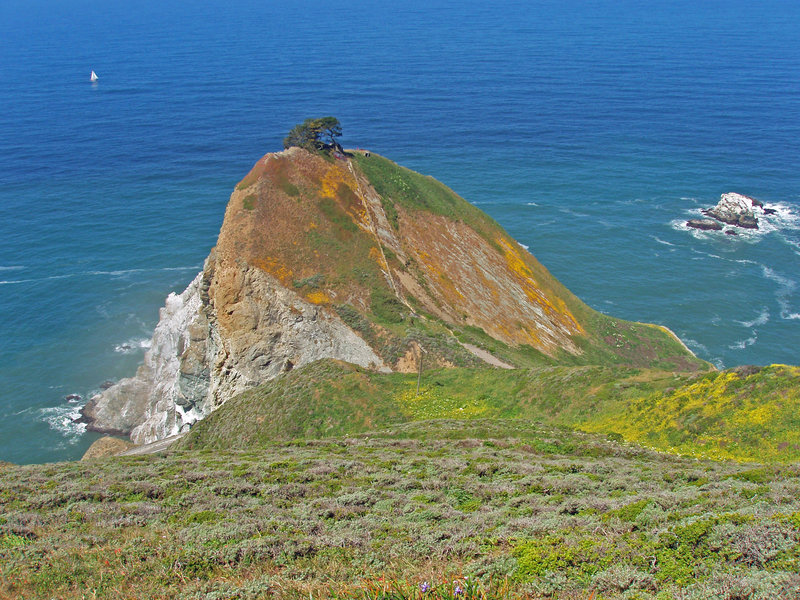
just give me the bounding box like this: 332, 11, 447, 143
283, 117, 343, 152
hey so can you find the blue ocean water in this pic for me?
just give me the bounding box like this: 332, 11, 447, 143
1, 0, 798, 464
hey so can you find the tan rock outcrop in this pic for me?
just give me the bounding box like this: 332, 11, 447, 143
82, 252, 386, 444
81, 436, 136, 460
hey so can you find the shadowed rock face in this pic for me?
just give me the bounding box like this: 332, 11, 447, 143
83, 252, 386, 444
82, 147, 702, 444
687, 219, 723, 231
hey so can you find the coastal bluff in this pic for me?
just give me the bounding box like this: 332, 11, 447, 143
82, 147, 704, 445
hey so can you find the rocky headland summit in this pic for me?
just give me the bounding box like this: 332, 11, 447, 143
81, 143, 705, 447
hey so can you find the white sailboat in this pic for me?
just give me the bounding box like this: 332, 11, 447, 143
90, 70, 98, 83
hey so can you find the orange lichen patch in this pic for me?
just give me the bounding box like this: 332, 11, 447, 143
251, 257, 293, 285
306, 291, 331, 305
318, 165, 373, 231
554, 296, 584, 333
320, 164, 356, 199
368, 246, 384, 264
387, 210, 585, 354
499, 237, 536, 281
415, 250, 443, 278
498, 237, 584, 335
523, 325, 542, 347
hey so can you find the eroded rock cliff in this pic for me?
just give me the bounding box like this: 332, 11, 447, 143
83, 251, 385, 444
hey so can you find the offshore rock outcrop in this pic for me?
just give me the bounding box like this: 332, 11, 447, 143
686, 218, 723, 231
702, 192, 760, 229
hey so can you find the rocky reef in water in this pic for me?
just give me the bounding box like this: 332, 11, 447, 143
687, 192, 776, 233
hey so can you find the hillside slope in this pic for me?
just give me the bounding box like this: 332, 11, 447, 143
82, 147, 706, 444
177, 359, 800, 463
3, 422, 800, 599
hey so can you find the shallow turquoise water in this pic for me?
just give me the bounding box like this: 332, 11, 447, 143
0, 0, 798, 463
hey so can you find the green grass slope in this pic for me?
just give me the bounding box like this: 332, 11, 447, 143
176, 360, 800, 463
582, 364, 800, 462
3, 422, 800, 599
175, 360, 677, 451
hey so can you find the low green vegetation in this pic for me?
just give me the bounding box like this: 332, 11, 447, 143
4, 147, 797, 599
583, 364, 800, 462
174, 360, 800, 464
2, 421, 799, 599
352, 152, 501, 243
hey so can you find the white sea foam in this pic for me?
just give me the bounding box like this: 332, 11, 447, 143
761, 266, 799, 320
683, 337, 709, 357
652, 236, 675, 247
0, 274, 72, 285
759, 201, 800, 232
519, 243, 529, 250
671, 217, 715, 240
737, 307, 770, 328
558, 207, 590, 218
729, 333, 757, 350
40, 403, 86, 442
526, 202, 538, 206
0, 265, 201, 286
673, 198, 800, 246
762, 266, 797, 290
0, 265, 25, 271
115, 338, 152, 353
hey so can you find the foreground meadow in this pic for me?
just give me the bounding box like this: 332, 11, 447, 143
2, 420, 799, 599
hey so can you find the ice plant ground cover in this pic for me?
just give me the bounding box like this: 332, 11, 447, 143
2, 420, 799, 599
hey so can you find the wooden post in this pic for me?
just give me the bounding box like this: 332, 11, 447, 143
416, 344, 425, 396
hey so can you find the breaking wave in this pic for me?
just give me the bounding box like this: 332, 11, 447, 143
729, 333, 758, 350
0, 265, 200, 286
114, 337, 152, 354
761, 266, 799, 320
737, 307, 770, 328
39, 401, 86, 443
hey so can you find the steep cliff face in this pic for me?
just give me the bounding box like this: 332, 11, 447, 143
83, 249, 386, 444
82, 147, 704, 444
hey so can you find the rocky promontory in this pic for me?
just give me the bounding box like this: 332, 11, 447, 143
82, 146, 705, 445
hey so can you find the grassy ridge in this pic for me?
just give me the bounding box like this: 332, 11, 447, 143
352, 152, 502, 241
2, 422, 799, 599
583, 364, 800, 462
176, 360, 800, 463
176, 360, 680, 451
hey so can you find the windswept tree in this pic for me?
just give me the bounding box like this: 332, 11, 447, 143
283, 117, 342, 152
